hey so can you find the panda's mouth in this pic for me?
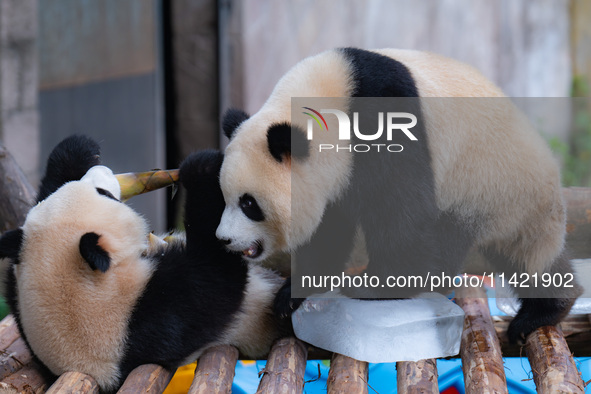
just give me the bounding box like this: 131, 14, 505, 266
243, 241, 263, 259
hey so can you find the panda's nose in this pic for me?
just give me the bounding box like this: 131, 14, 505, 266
219, 238, 232, 245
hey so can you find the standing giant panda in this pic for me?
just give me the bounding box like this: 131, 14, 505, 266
215, 48, 582, 344
0, 136, 285, 392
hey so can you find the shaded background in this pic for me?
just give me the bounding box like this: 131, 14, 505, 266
0, 0, 590, 232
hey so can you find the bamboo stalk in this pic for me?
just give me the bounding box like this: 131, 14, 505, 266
117, 364, 175, 393
45, 371, 98, 393
189, 345, 239, 394
115, 169, 179, 201
396, 359, 439, 394
456, 286, 507, 394
256, 337, 307, 394
327, 353, 368, 394
525, 325, 584, 393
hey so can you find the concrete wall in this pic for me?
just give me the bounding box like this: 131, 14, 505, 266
38, 0, 167, 232
0, 0, 39, 186
222, 0, 573, 117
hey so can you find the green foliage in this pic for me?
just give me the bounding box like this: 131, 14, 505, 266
549, 76, 591, 187
0, 297, 10, 320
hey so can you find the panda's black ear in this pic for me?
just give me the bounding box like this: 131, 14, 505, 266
267, 123, 310, 163
0, 229, 24, 262
79, 232, 111, 273
222, 108, 250, 140
37, 135, 102, 202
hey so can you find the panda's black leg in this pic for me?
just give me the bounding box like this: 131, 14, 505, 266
507, 298, 576, 344
178, 150, 226, 248
37, 135, 102, 202
274, 202, 357, 318
484, 249, 582, 344
273, 277, 304, 318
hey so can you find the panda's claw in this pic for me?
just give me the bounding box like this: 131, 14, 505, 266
273, 277, 303, 318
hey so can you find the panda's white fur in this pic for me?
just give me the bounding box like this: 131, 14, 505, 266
16, 178, 153, 389
217, 48, 581, 343
0, 136, 284, 392
218, 48, 563, 271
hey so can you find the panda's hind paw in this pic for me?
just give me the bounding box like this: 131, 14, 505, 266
507, 313, 543, 345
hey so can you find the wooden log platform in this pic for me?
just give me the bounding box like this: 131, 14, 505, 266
526, 326, 584, 393
117, 364, 174, 393
456, 286, 508, 393
396, 359, 439, 393
45, 372, 98, 394
327, 353, 369, 394
0, 140, 588, 392
256, 337, 307, 394
189, 345, 238, 393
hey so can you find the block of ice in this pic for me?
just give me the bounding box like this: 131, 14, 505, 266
495, 259, 591, 316
292, 292, 464, 363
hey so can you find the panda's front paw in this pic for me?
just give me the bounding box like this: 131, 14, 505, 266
273, 278, 304, 319
179, 150, 224, 189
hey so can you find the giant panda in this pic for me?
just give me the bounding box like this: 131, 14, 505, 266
0, 135, 285, 392
215, 47, 582, 344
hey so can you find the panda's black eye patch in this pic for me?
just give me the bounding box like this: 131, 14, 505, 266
239, 194, 264, 222
96, 188, 119, 202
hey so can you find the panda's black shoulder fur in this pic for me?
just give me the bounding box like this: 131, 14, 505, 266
37, 135, 102, 202
339, 47, 419, 98
118, 150, 250, 379
282, 47, 474, 305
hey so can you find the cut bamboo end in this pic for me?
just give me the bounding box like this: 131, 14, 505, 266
526, 325, 584, 394
256, 337, 307, 394
117, 364, 175, 393
116, 169, 179, 201
327, 353, 368, 394
396, 359, 439, 394
456, 285, 508, 394
189, 345, 239, 394
45, 371, 98, 394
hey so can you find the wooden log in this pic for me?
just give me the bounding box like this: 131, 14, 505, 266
525, 325, 584, 394
117, 364, 175, 393
396, 359, 439, 394
45, 371, 98, 394
495, 315, 591, 356
0, 316, 21, 351
189, 345, 238, 394
0, 362, 48, 393
327, 353, 368, 394
456, 286, 507, 394
0, 337, 34, 380
256, 337, 307, 394
0, 145, 35, 233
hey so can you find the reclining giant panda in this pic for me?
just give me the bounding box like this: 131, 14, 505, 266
0, 135, 285, 392
215, 47, 582, 344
